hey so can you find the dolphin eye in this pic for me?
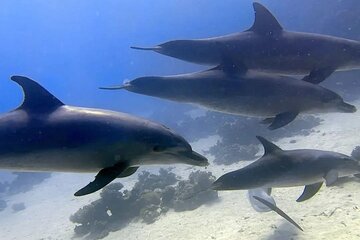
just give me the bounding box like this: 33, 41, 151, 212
153, 145, 166, 152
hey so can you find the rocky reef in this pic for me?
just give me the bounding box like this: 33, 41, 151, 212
70, 169, 218, 240
207, 115, 322, 165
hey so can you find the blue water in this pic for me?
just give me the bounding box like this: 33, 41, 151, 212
2, 0, 352, 117
1, 1, 360, 239
0, 0, 263, 117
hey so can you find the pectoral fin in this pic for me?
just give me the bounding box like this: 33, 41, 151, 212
118, 166, 139, 178
268, 112, 299, 130
301, 67, 335, 84
324, 170, 339, 186
260, 117, 275, 125
296, 182, 323, 202
252, 196, 303, 231
74, 162, 129, 196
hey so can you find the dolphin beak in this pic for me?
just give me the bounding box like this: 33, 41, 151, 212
99, 82, 132, 90
130, 46, 162, 51
339, 102, 357, 113
183, 150, 209, 166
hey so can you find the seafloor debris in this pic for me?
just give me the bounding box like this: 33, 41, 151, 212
70, 169, 218, 240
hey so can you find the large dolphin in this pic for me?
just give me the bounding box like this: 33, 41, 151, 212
132, 2, 360, 83
212, 136, 360, 201
101, 66, 356, 130
0, 76, 208, 196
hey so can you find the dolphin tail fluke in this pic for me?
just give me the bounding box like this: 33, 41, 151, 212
74, 162, 129, 196
130, 46, 161, 51
253, 196, 304, 232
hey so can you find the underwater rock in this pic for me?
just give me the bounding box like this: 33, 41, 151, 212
70, 199, 109, 238
0, 199, 7, 212
140, 204, 161, 224
11, 202, 25, 212
173, 171, 218, 212
162, 186, 176, 208
137, 191, 162, 207
132, 169, 178, 195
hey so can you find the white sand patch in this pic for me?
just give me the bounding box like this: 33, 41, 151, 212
1, 101, 360, 239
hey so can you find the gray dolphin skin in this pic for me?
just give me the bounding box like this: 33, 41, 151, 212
212, 136, 360, 202
131, 2, 360, 82
0, 76, 208, 196
101, 67, 356, 130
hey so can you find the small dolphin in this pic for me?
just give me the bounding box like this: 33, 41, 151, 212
212, 136, 360, 202
132, 2, 360, 83
101, 67, 356, 130
0, 76, 208, 196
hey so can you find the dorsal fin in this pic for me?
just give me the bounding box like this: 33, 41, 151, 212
11, 76, 64, 113
256, 136, 282, 155
247, 2, 283, 35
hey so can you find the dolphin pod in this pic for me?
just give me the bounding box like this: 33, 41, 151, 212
0, 76, 208, 196
104, 2, 359, 130
101, 1, 360, 231
101, 66, 356, 130
1, 0, 359, 235
132, 2, 360, 81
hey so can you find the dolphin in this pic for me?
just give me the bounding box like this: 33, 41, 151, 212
0, 76, 208, 196
131, 2, 360, 83
101, 66, 356, 130
212, 136, 360, 202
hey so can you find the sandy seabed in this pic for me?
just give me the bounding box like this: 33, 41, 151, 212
1, 102, 360, 240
